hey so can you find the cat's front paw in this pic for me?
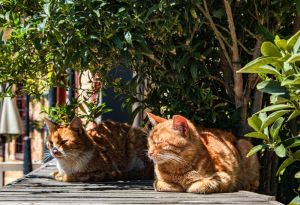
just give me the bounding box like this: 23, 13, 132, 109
154, 180, 184, 192
51, 171, 64, 181
186, 178, 219, 194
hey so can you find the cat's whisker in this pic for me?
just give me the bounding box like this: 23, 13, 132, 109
158, 153, 191, 168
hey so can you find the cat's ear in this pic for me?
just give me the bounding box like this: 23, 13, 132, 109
69, 117, 83, 132
44, 118, 58, 133
146, 112, 167, 126
172, 115, 189, 136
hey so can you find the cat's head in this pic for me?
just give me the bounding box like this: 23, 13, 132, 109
147, 113, 200, 165
45, 117, 92, 160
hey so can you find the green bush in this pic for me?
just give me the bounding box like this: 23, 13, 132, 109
239, 31, 300, 204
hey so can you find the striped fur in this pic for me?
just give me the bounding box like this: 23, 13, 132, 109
45, 117, 153, 182
147, 113, 259, 193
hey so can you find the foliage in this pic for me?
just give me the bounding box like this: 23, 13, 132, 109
239, 31, 300, 203
41, 98, 111, 126
1, 0, 296, 130
1, 0, 300, 202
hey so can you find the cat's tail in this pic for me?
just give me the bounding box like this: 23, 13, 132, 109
236, 139, 260, 191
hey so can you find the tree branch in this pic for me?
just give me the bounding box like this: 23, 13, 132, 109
196, 1, 232, 68
223, 0, 243, 109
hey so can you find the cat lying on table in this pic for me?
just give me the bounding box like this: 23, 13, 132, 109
45, 117, 152, 182
147, 113, 259, 194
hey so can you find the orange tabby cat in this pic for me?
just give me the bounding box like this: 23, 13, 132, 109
147, 113, 259, 193
45, 117, 152, 182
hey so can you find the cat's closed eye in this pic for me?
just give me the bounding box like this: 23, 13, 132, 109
59, 140, 68, 145
162, 145, 173, 151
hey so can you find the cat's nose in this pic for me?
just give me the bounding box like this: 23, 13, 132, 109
52, 147, 59, 155
148, 150, 154, 158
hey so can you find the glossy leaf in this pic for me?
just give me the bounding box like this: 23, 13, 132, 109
287, 110, 300, 121
258, 104, 293, 113
274, 144, 286, 158
257, 80, 288, 95
295, 171, 300, 178
270, 117, 284, 140
248, 115, 262, 132
289, 196, 300, 205
245, 132, 269, 140
287, 30, 300, 51
287, 53, 300, 63
283, 136, 300, 148
238, 57, 279, 73
276, 158, 296, 176
247, 144, 267, 157
261, 110, 290, 129
281, 75, 300, 86
261, 41, 281, 57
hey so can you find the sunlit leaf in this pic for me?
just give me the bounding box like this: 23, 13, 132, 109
276, 158, 295, 176
289, 196, 300, 205
274, 144, 286, 158
247, 144, 267, 157
261, 42, 281, 57
238, 57, 279, 73
257, 104, 293, 113
261, 110, 291, 129
245, 132, 269, 140
287, 110, 300, 121
248, 115, 262, 132
270, 117, 284, 140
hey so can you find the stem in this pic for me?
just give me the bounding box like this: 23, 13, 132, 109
196, 1, 232, 68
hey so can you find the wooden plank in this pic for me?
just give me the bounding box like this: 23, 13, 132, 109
0, 160, 283, 205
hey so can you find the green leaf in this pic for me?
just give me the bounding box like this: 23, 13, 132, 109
295, 171, 300, 178
287, 110, 300, 121
261, 42, 281, 57
242, 65, 280, 75
274, 35, 287, 50
281, 75, 300, 86
190, 63, 198, 81
276, 158, 296, 176
125, 31, 132, 46
258, 104, 293, 113
287, 30, 300, 51
293, 35, 300, 54
245, 132, 269, 140
274, 144, 286, 158
289, 196, 300, 205
238, 57, 279, 74
287, 53, 300, 63
257, 80, 288, 96
247, 144, 267, 157
261, 110, 291, 129
270, 117, 284, 140
190, 8, 198, 19
248, 115, 262, 132
283, 136, 300, 148
43, 3, 50, 17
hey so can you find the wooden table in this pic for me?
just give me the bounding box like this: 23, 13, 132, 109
0, 160, 282, 205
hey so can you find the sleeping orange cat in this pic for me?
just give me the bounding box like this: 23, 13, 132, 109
147, 113, 259, 193
45, 117, 152, 182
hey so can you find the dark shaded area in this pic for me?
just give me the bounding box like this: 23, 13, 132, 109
102, 66, 132, 123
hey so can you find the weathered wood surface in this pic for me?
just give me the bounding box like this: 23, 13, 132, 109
0, 160, 282, 205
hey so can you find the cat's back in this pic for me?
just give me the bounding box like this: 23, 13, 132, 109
87, 120, 151, 177
198, 128, 238, 150
198, 128, 241, 174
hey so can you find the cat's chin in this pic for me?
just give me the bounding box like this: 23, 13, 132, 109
151, 158, 168, 165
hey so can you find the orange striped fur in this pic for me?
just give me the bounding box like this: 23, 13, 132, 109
45, 117, 152, 182
147, 113, 259, 193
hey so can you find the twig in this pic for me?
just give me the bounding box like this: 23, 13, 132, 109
196, 1, 232, 68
